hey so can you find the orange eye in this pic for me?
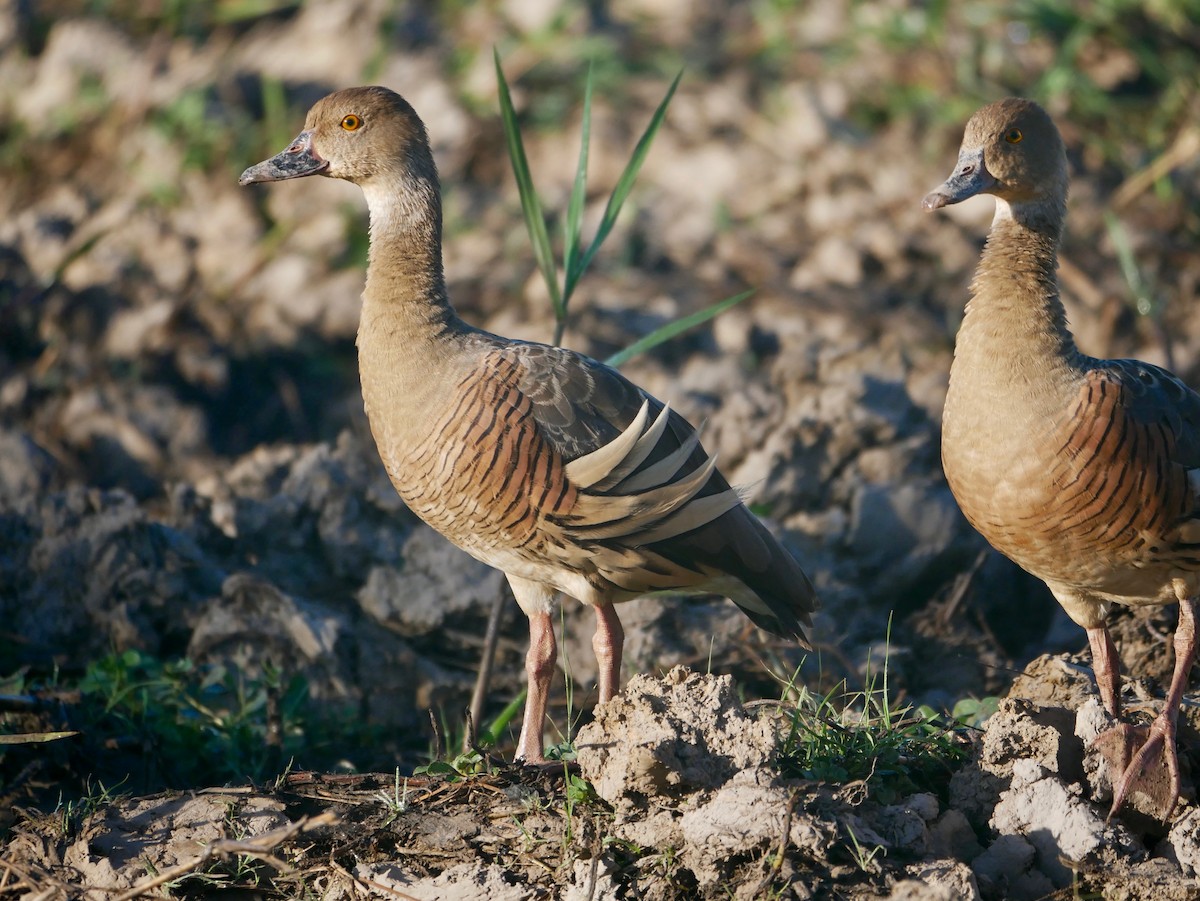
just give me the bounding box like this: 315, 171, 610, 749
1005, 128, 1023, 144
341, 114, 363, 131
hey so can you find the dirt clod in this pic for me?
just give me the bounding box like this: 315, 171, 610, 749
578, 666, 775, 810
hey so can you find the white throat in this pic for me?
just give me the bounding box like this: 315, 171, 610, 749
991, 197, 1014, 226
361, 176, 436, 244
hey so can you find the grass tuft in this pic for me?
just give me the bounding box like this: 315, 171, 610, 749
772, 646, 971, 805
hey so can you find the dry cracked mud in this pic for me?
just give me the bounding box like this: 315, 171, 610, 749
7, 666, 1200, 898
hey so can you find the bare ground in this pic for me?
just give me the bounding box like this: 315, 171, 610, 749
7, 664, 1200, 898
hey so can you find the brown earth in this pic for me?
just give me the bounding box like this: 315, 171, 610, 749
2, 1, 1200, 898
7, 665, 1200, 898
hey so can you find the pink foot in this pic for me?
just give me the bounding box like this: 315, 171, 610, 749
1091, 721, 1141, 779
1102, 715, 1181, 821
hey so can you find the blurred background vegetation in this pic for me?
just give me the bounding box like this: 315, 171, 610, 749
16, 0, 1198, 169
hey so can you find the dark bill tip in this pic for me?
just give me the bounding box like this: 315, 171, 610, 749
921, 145, 995, 212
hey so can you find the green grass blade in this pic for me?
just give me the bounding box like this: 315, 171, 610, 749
254, 75, 293, 158
578, 68, 683, 278
562, 63, 595, 310
0, 730, 79, 744
478, 688, 527, 748
1104, 211, 1153, 316
494, 49, 563, 317
605, 288, 752, 369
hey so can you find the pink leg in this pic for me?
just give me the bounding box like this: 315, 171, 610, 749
515, 610, 556, 764
593, 603, 625, 704
1109, 599, 1197, 820
1089, 624, 1138, 792
1087, 626, 1124, 718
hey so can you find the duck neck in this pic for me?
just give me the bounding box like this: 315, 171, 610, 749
953, 198, 1080, 394
359, 173, 462, 343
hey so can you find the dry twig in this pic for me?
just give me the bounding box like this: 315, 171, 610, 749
111, 812, 338, 901
1112, 127, 1200, 211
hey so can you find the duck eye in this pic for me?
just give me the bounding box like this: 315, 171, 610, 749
1005, 128, 1023, 144
341, 114, 363, 131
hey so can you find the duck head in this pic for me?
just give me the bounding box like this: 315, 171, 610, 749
239, 86, 434, 188
922, 98, 1068, 219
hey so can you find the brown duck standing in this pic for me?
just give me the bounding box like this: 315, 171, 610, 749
924, 97, 1200, 819
240, 86, 817, 764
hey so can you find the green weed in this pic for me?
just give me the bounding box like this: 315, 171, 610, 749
150, 78, 299, 186
415, 691, 526, 779
561, 769, 600, 847
53, 775, 127, 836
75, 0, 293, 39
375, 767, 411, 826
1105, 211, 1162, 317
774, 646, 970, 804
844, 822, 886, 874
76, 650, 307, 783
413, 748, 486, 779
0, 649, 391, 806
48, 73, 111, 137
951, 695, 1001, 729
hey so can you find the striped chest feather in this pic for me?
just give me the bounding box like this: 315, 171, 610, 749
377, 359, 578, 558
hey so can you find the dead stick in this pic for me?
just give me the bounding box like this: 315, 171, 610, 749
327, 845, 427, 900
467, 581, 511, 753
1113, 127, 1200, 211
112, 812, 336, 901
